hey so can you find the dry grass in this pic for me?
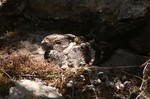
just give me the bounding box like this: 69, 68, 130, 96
0, 54, 62, 96
0, 54, 88, 97
0, 31, 87, 97
0, 42, 90, 97
0, 31, 145, 99
0, 54, 63, 80
0, 53, 143, 98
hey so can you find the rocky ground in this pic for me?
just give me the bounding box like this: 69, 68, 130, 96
0, 0, 150, 99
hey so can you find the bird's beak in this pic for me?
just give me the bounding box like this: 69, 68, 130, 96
41, 39, 49, 44
41, 40, 45, 44
73, 37, 78, 43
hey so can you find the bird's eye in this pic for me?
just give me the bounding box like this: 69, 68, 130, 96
55, 41, 61, 44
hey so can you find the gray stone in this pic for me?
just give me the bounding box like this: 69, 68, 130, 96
5, 80, 63, 99
28, 0, 149, 20
0, 0, 6, 8
1, 0, 149, 20
101, 49, 147, 67
130, 33, 150, 55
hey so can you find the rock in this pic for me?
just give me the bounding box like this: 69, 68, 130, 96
0, 0, 27, 15
0, 0, 6, 8
28, 0, 149, 20
130, 34, 150, 55
5, 79, 63, 99
41, 34, 95, 69
94, 18, 146, 42
101, 49, 147, 67
0, 0, 149, 53
0, 0, 149, 20
93, 41, 120, 65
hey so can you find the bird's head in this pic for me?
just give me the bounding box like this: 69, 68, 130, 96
65, 34, 78, 43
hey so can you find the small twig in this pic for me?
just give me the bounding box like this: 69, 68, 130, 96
88, 65, 139, 70
121, 70, 142, 81
71, 84, 74, 99
21, 74, 37, 77
0, 68, 13, 80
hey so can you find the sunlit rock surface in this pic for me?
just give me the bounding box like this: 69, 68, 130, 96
6, 79, 63, 99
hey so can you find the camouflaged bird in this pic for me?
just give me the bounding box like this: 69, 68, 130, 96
41, 34, 78, 59
41, 33, 94, 70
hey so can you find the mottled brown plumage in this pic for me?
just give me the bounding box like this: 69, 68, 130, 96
41, 34, 77, 59
41, 34, 76, 50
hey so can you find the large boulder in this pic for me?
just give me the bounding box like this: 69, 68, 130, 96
28, 0, 149, 20
129, 33, 150, 55
101, 49, 147, 67
0, 0, 149, 20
